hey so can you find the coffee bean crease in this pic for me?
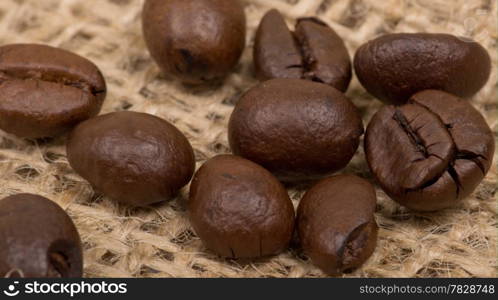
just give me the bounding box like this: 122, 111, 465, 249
254, 9, 351, 92
365, 90, 494, 211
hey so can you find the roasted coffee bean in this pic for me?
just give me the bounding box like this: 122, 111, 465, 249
365, 90, 495, 211
67, 111, 195, 206
254, 9, 351, 92
0, 194, 82, 278
228, 78, 363, 182
189, 155, 295, 259
0, 44, 106, 138
297, 175, 378, 276
142, 0, 246, 85
354, 33, 491, 105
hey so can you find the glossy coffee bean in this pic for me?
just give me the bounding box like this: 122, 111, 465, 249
354, 33, 491, 105
0, 44, 106, 138
142, 0, 246, 85
228, 78, 363, 182
67, 111, 195, 206
0, 194, 82, 278
297, 175, 378, 276
254, 9, 352, 92
365, 90, 495, 211
189, 155, 295, 259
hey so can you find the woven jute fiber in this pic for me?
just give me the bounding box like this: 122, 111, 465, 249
0, 0, 496, 278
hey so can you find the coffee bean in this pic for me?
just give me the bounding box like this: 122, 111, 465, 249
365, 90, 495, 211
228, 78, 363, 182
0, 44, 106, 138
297, 175, 378, 276
354, 33, 491, 105
67, 111, 195, 206
0, 194, 82, 278
189, 155, 295, 259
254, 9, 351, 92
142, 0, 246, 85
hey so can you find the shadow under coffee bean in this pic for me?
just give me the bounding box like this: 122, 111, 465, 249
365, 90, 495, 211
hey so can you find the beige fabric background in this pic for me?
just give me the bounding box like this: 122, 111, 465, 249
0, 0, 496, 278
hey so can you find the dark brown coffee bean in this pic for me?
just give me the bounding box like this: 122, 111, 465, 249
0, 44, 106, 138
365, 90, 495, 211
228, 78, 363, 182
254, 9, 351, 92
0, 194, 82, 278
297, 175, 378, 276
67, 111, 195, 206
189, 155, 295, 259
354, 33, 491, 105
142, 0, 246, 85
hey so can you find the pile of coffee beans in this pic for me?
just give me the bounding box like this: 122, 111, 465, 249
0, 0, 493, 277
